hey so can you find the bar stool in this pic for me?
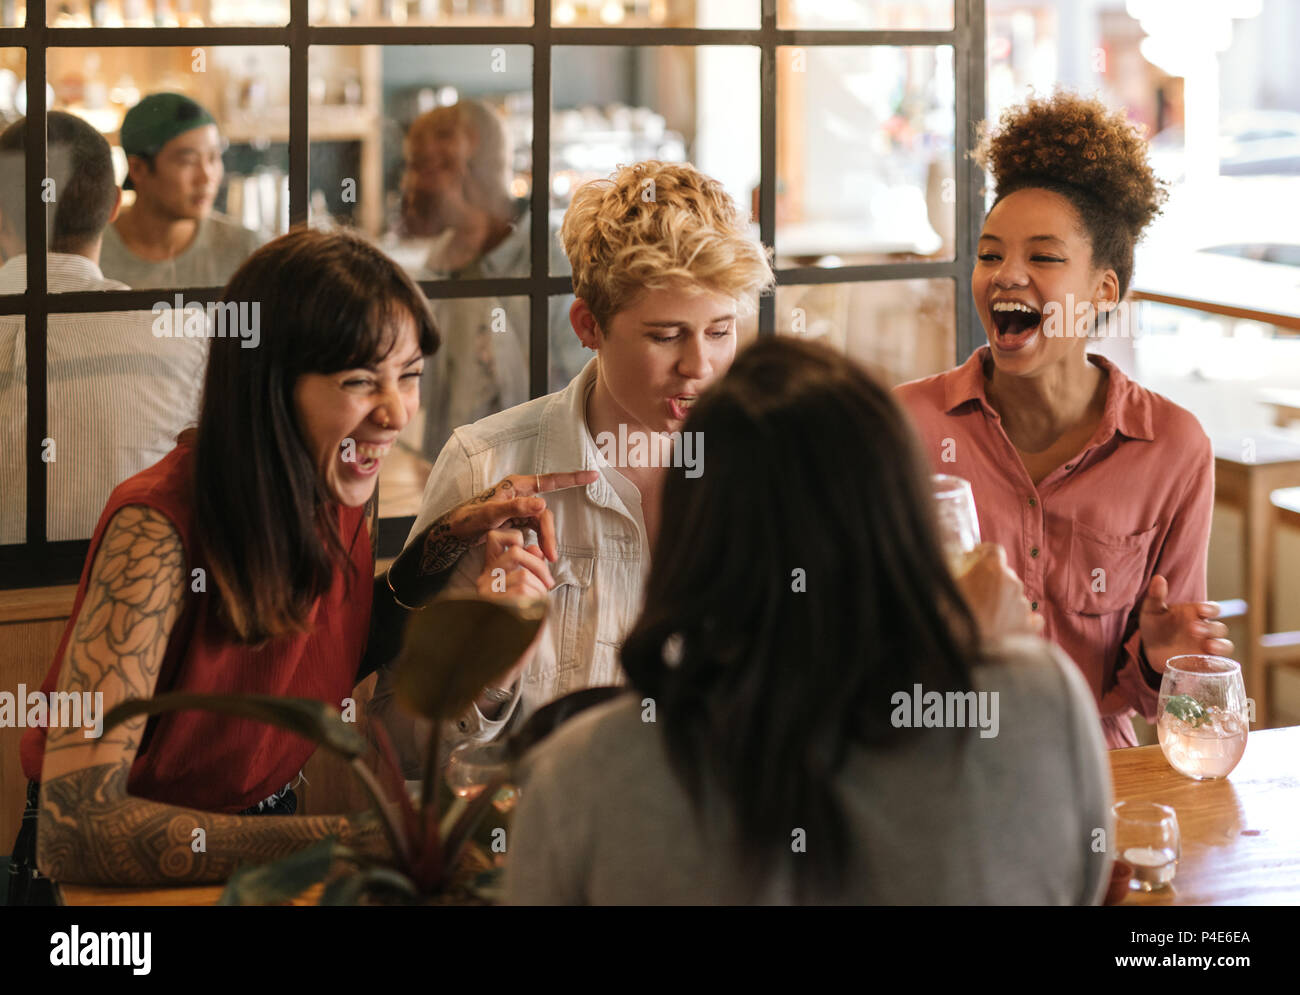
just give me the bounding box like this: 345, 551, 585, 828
1213, 433, 1300, 728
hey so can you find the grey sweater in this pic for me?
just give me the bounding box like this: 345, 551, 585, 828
505, 636, 1113, 905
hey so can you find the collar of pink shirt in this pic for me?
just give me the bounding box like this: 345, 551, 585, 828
940, 346, 1155, 444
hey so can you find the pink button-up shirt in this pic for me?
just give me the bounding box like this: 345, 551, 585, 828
895, 346, 1215, 749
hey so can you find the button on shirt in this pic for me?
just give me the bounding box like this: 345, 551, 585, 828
369, 357, 650, 774
894, 346, 1215, 749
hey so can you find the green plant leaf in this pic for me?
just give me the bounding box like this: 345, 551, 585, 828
101, 693, 368, 759
320, 867, 419, 906
393, 594, 546, 722
1165, 694, 1208, 726
217, 837, 340, 906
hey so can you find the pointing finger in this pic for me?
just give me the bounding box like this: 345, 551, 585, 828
524, 470, 600, 496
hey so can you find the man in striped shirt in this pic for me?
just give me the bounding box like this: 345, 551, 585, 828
0, 111, 207, 544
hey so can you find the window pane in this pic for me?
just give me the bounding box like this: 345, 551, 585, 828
398, 294, 529, 473
47, 46, 287, 291
775, 279, 955, 386
0, 49, 26, 294
42, 309, 206, 541
551, 45, 760, 277
311, 0, 531, 26
51, 0, 288, 26
777, 46, 955, 268
553, 0, 758, 28
310, 46, 533, 283
0, 311, 24, 544
778, 0, 952, 30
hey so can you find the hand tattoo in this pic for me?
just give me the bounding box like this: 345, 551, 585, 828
419, 519, 471, 575
417, 479, 518, 576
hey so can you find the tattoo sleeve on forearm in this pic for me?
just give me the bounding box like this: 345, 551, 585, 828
38, 763, 380, 885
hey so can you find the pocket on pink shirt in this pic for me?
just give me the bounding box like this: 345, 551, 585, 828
1064, 518, 1158, 616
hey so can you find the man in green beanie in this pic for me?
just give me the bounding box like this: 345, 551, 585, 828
100, 92, 266, 289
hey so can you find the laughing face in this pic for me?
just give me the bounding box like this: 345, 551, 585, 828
293, 312, 424, 507
579, 285, 739, 435
973, 187, 1118, 377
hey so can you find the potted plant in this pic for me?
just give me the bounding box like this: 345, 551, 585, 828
101, 594, 547, 905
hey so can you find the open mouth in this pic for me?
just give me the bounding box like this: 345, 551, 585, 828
668, 396, 697, 420
342, 439, 392, 474
990, 300, 1042, 351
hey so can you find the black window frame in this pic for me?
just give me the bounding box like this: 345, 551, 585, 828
0, 0, 986, 589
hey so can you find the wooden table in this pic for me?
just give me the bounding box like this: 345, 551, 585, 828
1110, 725, 1300, 905
59, 881, 323, 906
58, 727, 1300, 906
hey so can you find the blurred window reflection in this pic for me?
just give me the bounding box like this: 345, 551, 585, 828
46, 46, 288, 290
778, 0, 952, 30
777, 46, 955, 268
552, 0, 757, 28
48, 0, 288, 26
775, 279, 955, 387
309, 46, 534, 282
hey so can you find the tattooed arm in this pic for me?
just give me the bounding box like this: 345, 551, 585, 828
37, 505, 389, 887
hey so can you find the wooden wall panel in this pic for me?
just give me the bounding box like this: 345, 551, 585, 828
0, 615, 73, 853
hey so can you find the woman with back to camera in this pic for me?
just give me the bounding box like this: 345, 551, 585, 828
8, 227, 581, 902
505, 336, 1112, 905
895, 91, 1231, 750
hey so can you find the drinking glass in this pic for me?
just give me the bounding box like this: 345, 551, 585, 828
1157, 654, 1249, 780
932, 474, 981, 576
444, 741, 518, 812
1112, 801, 1180, 892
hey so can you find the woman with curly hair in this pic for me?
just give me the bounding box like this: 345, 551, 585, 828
896, 91, 1232, 750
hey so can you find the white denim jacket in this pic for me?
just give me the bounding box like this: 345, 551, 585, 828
369, 358, 650, 775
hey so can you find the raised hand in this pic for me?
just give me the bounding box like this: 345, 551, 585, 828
1138, 574, 1233, 672
387, 470, 598, 608
419, 471, 598, 573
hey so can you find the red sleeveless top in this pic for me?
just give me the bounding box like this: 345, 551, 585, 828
20, 440, 374, 813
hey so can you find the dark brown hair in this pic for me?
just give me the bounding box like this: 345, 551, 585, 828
0, 112, 117, 253
620, 336, 980, 901
194, 227, 439, 643
975, 90, 1168, 297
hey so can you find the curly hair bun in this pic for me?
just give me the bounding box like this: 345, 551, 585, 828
975, 89, 1168, 238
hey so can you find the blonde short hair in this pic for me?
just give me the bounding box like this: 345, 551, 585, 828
560, 160, 774, 329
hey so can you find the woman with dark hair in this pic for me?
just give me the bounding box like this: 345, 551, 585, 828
895, 91, 1231, 750
9, 227, 572, 900
505, 336, 1111, 905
